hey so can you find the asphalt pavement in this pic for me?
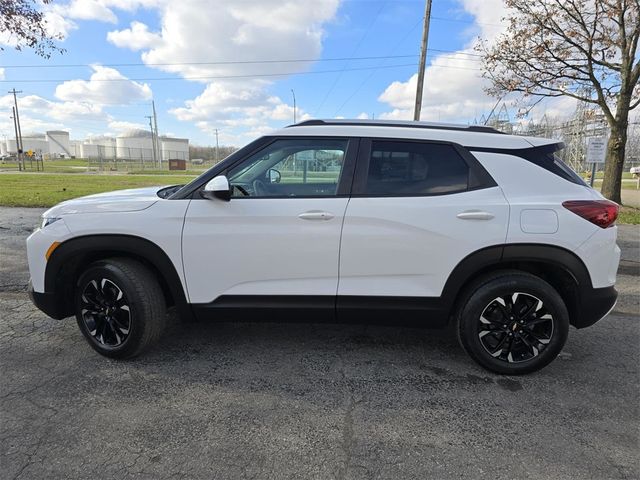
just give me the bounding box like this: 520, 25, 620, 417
1, 207, 638, 480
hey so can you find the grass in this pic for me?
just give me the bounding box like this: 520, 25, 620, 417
0, 158, 211, 175
0, 173, 196, 207
590, 179, 639, 190
582, 171, 635, 180
618, 206, 640, 225
127, 168, 207, 175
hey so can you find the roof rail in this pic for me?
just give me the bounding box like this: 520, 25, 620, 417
287, 119, 504, 134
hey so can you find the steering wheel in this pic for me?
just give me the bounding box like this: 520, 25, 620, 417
234, 185, 250, 196
252, 179, 268, 196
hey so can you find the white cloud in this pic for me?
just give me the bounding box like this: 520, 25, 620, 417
107, 120, 148, 132
170, 81, 309, 141
64, 0, 118, 23
0, 68, 4, 81
0, 0, 160, 49
108, 0, 339, 141
107, 21, 161, 50
0, 9, 77, 48
54, 0, 163, 24
129, 0, 339, 80
377, 0, 509, 123
55, 66, 152, 105
0, 94, 103, 122
43, 10, 78, 40
0, 93, 107, 137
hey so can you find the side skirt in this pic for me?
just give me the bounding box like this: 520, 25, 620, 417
191, 295, 449, 328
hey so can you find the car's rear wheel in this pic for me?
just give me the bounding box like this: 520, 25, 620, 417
74, 258, 166, 359
456, 271, 569, 375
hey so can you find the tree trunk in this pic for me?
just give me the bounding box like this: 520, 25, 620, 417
601, 103, 630, 205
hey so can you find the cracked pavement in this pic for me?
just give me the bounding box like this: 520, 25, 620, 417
0, 207, 638, 479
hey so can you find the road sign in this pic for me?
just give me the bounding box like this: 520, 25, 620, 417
26, 149, 34, 157
587, 137, 607, 164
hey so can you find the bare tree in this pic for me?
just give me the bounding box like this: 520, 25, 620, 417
0, 0, 64, 58
480, 0, 640, 204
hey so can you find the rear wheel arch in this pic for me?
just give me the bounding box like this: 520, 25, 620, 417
45, 234, 192, 320
442, 244, 592, 327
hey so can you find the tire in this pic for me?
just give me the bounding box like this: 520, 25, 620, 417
455, 270, 569, 375
74, 258, 167, 359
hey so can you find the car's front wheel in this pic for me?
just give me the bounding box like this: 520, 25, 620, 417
456, 271, 569, 375
74, 258, 166, 359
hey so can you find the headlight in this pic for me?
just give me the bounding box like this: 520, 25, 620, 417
41, 217, 62, 229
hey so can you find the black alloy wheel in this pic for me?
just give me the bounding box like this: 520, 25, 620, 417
75, 258, 167, 359
80, 278, 132, 348
456, 271, 569, 374
477, 292, 554, 364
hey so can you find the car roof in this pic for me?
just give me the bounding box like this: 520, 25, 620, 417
272, 119, 559, 150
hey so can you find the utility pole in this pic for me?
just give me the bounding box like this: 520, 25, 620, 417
152, 100, 161, 167
145, 115, 157, 167
214, 128, 219, 163
413, 0, 432, 121
11, 108, 21, 171
9, 89, 24, 169
291, 89, 297, 124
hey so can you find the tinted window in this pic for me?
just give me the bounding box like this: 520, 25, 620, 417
227, 139, 347, 197
528, 149, 586, 186
365, 141, 469, 195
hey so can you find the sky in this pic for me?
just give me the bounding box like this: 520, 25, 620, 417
0, 0, 576, 147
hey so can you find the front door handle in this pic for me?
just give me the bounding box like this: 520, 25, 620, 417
457, 210, 495, 220
298, 211, 335, 221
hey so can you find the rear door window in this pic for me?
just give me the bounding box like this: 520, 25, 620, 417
365, 141, 469, 195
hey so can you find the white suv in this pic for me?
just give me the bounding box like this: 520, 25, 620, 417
27, 120, 620, 374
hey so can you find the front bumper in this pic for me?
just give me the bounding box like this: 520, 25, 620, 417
573, 285, 618, 329
28, 280, 70, 320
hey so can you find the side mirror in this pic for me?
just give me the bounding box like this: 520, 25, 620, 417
267, 168, 281, 184
201, 175, 231, 201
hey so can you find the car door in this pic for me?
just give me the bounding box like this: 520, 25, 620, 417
337, 138, 509, 320
182, 137, 358, 315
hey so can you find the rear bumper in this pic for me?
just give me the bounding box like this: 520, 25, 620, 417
28, 280, 70, 320
574, 285, 617, 329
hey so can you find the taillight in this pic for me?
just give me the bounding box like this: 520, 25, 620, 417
562, 200, 619, 228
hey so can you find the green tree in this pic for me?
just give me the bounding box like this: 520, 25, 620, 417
480, 0, 640, 203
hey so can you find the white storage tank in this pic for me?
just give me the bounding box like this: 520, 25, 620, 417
10, 133, 49, 155
88, 135, 117, 159
46, 130, 71, 158
160, 137, 189, 161
79, 143, 99, 159
116, 129, 154, 161
69, 140, 82, 158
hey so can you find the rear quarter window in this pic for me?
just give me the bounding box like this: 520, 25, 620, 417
524, 147, 586, 186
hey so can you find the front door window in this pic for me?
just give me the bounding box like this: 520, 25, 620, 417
227, 139, 348, 197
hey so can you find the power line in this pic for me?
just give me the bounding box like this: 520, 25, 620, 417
333, 17, 424, 116
313, 1, 388, 116
430, 15, 505, 28
0, 49, 482, 70
0, 54, 419, 69
0, 62, 422, 84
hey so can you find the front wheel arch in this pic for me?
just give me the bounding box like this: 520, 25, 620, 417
45, 234, 192, 321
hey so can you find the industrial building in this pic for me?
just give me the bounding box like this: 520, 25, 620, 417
3, 132, 63, 157
115, 129, 189, 162
3, 129, 189, 162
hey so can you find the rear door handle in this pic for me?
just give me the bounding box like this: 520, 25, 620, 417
457, 210, 495, 220
298, 211, 335, 221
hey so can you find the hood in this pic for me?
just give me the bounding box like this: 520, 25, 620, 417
44, 186, 166, 217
